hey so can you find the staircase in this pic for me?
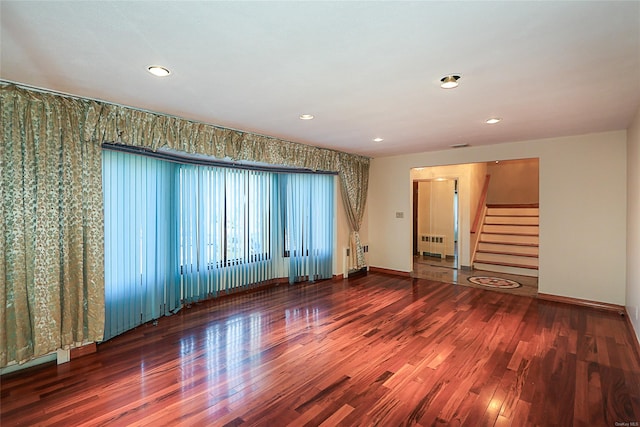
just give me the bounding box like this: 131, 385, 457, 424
474, 205, 539, 277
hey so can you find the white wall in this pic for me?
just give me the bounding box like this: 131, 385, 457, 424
369, 131, 627, 305
627, 107, 640, 341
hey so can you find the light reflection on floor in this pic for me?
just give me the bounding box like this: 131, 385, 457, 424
412, 255, 538, 297
169, 263, 536, 419
176, 314, 268, 407
173, 300, 335, 413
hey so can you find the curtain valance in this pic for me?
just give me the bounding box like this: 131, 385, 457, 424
3, 83, 370, 235
2, 82, 370, 172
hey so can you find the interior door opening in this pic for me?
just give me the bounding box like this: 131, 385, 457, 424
413, 178, 459, 270
410, 159, 539, 298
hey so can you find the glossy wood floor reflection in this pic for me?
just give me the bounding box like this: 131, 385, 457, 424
2, 273, 640, 426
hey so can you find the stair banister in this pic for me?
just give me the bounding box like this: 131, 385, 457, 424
471, 174, 491, 234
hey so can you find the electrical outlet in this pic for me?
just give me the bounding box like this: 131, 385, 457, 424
395, 211, 404, 218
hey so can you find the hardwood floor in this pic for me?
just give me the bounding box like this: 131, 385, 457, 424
2, 272, 640, 426
412, 256, 539, 298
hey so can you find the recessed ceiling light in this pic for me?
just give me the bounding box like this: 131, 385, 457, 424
299, 114, 315, 120
486, 117, 502, 124
440, 75, 461, 89
147, 65, 171, 77
373, 137, 384, 142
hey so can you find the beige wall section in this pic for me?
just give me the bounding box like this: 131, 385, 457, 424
417, 181, 431, 235
486, 158, 539, 205
627, 106, 640, 343
369, 131, 627, 305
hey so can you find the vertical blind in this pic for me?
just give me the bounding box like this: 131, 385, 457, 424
282, 174, 335, 283
179, 166, 276, 302
103, 150, 335, 341
102, 151, 180, 340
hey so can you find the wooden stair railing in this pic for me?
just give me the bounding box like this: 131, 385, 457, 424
470, 174, 491, 265
471, 174, 491, 234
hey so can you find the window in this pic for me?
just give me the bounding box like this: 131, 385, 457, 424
179, 166, 272, 270
280, 173, 335, 282
223, 168, 271, 264
103, 148, 335, 340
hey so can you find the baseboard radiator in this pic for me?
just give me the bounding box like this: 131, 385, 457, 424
419, 234, 446, 258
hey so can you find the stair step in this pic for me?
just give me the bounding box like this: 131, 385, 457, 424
475, 252, 539, 268
486, 207, 539, 217
485, 216, 539, 225
482, 224, 539, 235
473, 262, 539, 278
473, 205, 539, 278
480, 239, 538, 247
477, 243, 539, 256
474, 258, 538, 270
480, 234, 538, 245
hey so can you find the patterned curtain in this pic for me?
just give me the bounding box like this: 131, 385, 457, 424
1, 86, 105, 367
0, 82, 369, 367
338, 162, 369, 270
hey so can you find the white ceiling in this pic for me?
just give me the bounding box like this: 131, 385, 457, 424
1, 1, 639, 158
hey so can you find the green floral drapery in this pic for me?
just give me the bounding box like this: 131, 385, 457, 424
340, 161, 369, 270
1, 85, 105, 366
0, 82, 369, 367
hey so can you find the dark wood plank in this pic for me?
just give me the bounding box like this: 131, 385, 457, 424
2, 272, 640, 426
